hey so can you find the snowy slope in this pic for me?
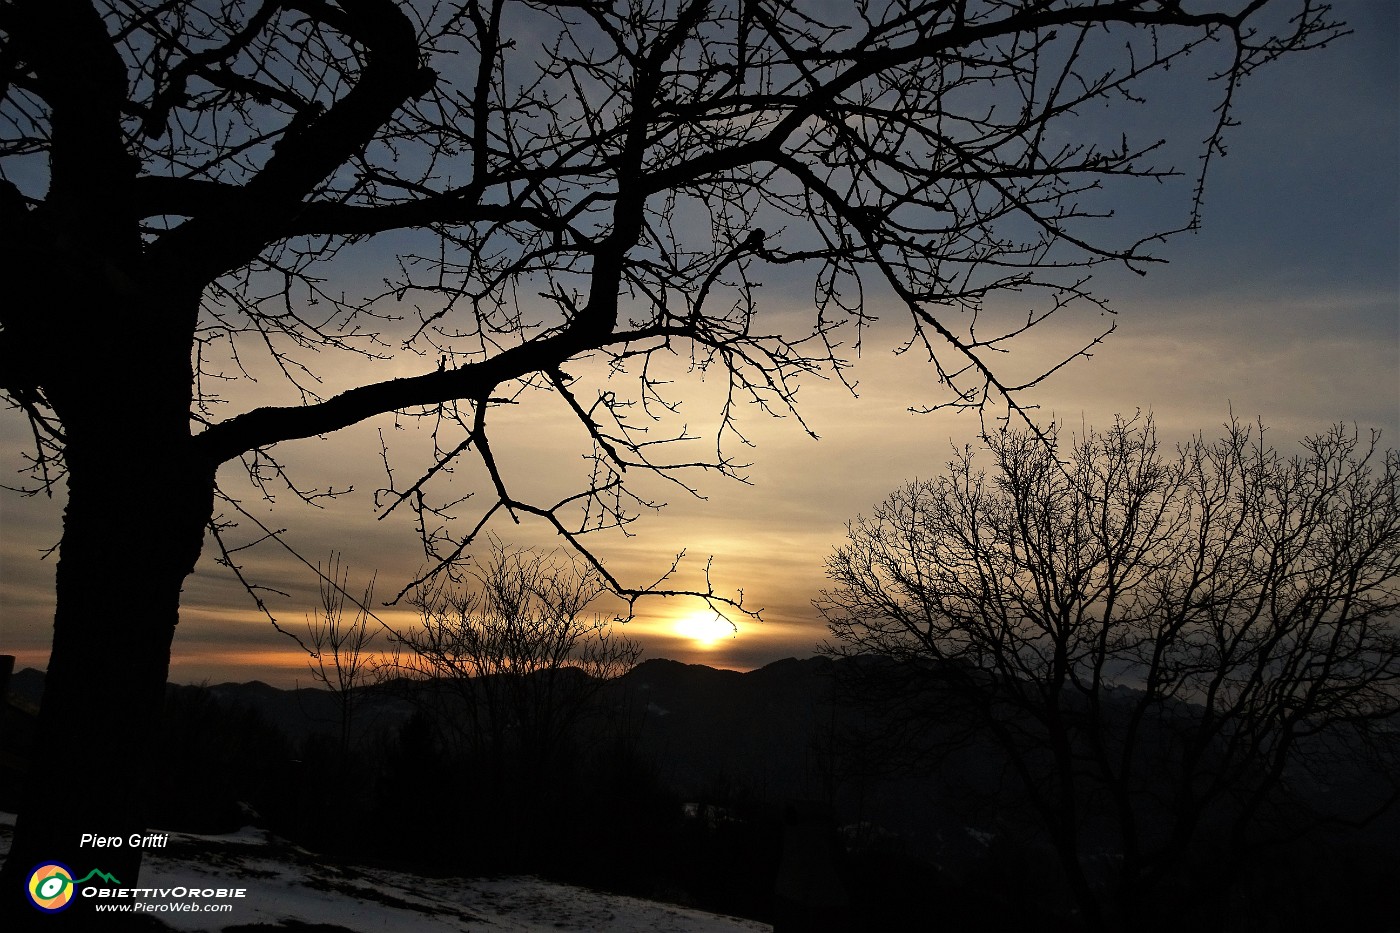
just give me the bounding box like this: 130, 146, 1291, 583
1, 813, 772, 932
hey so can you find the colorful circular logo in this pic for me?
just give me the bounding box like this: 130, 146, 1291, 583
27, 863, 76, 913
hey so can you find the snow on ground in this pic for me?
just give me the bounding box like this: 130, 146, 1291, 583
1, 812, 771, 932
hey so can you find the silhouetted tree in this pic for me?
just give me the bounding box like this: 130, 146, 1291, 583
397, 539, 641, 770
819, 416, 1400, 931
304, 553, 379, 754
392, 539, 640, 863
0, 0, 1344, 912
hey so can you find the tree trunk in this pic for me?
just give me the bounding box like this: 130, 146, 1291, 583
1, 353, 213, 927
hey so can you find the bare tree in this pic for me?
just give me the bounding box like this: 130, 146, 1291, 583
389, 540, 640, 862
304, 553, 379, 754
0, 0, 1344, 905
397, 539, 641, 769
819, 416, 1400, 931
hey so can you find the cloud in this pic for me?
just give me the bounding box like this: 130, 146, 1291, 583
2, 8, 1394, 685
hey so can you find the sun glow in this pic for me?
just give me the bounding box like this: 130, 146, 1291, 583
672, 611, 736, 648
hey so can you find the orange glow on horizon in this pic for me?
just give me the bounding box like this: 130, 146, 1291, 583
166, 648, 361, 685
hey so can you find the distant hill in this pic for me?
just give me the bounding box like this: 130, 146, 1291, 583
203, 677, 417, 744
9, 655, 1397, 857
7, 655, 1398, 929
164, 656, 844, 801
6, 667, 43, 708
618, 656, 839, 801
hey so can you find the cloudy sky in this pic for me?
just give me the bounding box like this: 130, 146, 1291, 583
2, 1, 1396, 686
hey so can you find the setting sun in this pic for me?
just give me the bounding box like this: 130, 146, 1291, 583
672, 611, 736, 648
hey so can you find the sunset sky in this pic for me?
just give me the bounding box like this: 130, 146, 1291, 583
2, 2, 1396, 687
